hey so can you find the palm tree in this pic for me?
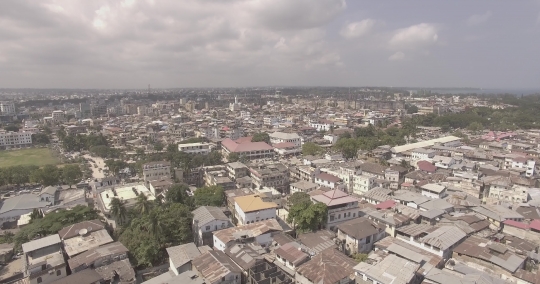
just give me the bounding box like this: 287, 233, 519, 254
135, 193, 152, 215
147, 211, 163, 239
109, 197, 127, 225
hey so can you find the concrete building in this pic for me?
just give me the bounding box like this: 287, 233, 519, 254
166, 243, 210, 276
142, 161, 171, 182
99, 183, 155, 215
336, 217, 386, 254
0, 130, 33, 149
234, 194, 277, 226
67, 242, 129, 273
192, 250, 242, 284
354, 254, 420, 284
0, 101, 16, 115
221, 138, 274, 161
290, 181, 319, 194
295, 249, 356, 284
213, 219, 283, 251
178, 142, 212, 154
311, 189, 360, 230
192, 206, 232, 246
421, 183, 447, 199
22, 234, 67, 284
51, 110, 66, 123
269, 132, 302, 147
249, 163, 289, 193
0, 194, 51, 227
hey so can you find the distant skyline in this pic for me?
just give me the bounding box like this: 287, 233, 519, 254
1, 0, 539, 89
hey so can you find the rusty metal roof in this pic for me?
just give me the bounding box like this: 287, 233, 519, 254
296, 249, 356, 284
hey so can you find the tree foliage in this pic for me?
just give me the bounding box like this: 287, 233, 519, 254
334, 138, 359, 160
118, 203, 193, 267
287, 201, 327, 233
62, 164, 83, 187
251, 132, 270, 144
32, 133, 50, 145
228, 152, 240, 162
287, 192, 311, 207
193, 185, 224, 207
14, 206, 102, 250
302, 142, 324, 156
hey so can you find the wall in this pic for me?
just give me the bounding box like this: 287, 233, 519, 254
0, 209, 34, 226
235, 204, 276, 225
29, 266, 66, 284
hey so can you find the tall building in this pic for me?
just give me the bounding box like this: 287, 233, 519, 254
0, 130, 33, 149
91, 104, 108, 117
229, 96, 241, 111
0, 101, 16, 115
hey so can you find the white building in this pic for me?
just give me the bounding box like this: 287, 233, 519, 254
353, 175, 375, 195
51, 110, 66, 123
433, 155, 455, 169
290, 181, 319, 194
99, 183, 155, 214
511, 156, 535, 177
421, 183, 447, 199
192, 206, 231, 247
229, 96, 241, 112
178, 142, 212, 154
269, 132, 302, 147
411, 148, 436, 161
312, 189, 360, 230
234, 194, 277, 225
212, 219, 283, 251
0, 130, 33, 149
142, 161, 171, 182
309, 120, 333, 132
0, 194, 51, 227
0, 101, 16, 115
22, 234, 67, 284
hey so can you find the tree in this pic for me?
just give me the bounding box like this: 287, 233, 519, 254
4, 125, 19, 132
165, 183, 190, 204
154, 141, 164, 151
302, 142, 324, 156
32, 133, 50, 145
287, 201, 327, 233
334, 138, 359, 160
252, 132, 270, 144
62, 164, 83, 188
135, 193, 153, 215
29, 209, 43, 221
193, 186, 224, 206
352, 253, 369, 263
110, 197, 127, 225
228, 152, 240, 162
136, 148, 146, 159
31, 165, 60, 186
467, 121, 483, 133
406, 105, 419, 114
287, 192, 311, 208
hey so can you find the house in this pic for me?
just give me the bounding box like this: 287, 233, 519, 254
472, 204, 524, 228
269, 132, 302, 147
213, 219, 283, 251
142, 161, 171, 182
39, 186, 59, 203
22, 234, 67, 284
432, 155, 455, 169
297, 230, 338, 254
290, 181, 319, 194
395, 224, 466, 259
67, 241, 129, 273
58, 220, 114, 258
274, 242, 309, 271
336, 217, 386, 254
166, 243, 211, 276
148, 179, 174, 197
192, 206, 232, 246
178, 142, 212, 154
354, 254, 420, 284
140, 270, 207, 284
50, 269, 103, 284
249, 163, 289, 193
420, 183, 447, 199
224, 243, 265, 278
221, 137, 274, 161
411, 148, 436, 161
273, 142, 301, 156
314, 173, 341, 189
309, 120, 334, 132
0, 194, 51, 227
234, 194, 277, 225
311, 189, 359, 230
295, 249, 356, 284
226, 162, 249, 180
192, 250, 242, 284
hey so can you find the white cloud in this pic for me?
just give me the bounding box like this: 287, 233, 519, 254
467, 11, 492, 26
388, 51, 405, 61
389, 23, 438, 49
340, 19, 375, 39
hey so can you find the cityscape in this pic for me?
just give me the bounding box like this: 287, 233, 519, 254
1, 1, 540, 284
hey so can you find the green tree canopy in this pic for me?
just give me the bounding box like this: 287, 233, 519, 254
302, 142, 324, 156
287, 201, 327, 233
228, 152, 240, 162
193, 186, 224, 206
251, 132, 270, 144
62, 164, 83, 188
334, 138, 359, 160
287, 192, 311, 207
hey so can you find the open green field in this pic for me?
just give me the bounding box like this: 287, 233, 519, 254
0, 148, 59, 168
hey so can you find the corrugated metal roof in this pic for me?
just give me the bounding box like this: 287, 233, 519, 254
22, 234, 61, 253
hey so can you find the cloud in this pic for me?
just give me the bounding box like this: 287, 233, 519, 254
467, 11, 492, 26
340, 19, 375, 39
389, 23, 438, 49
388, 51, 405, 61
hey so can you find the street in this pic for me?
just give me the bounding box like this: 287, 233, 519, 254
83, 154, 106, 179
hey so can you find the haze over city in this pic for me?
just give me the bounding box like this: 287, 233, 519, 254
1, 0, 540, 89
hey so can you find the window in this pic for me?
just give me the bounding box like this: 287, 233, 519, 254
338, 214, 341, 219
205, 226, 210, 231
222, 277, 225, 281
56, 270, 61, 276
37, 277, 42, 284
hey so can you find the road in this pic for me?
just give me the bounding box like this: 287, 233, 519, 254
83, 154, 106, 179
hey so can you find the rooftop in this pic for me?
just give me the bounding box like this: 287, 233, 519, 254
22, 234, 61, 253
213, 219, 283, 246
234, 194, 277, 213
192, 250, 242, 284
312, 189, 358, 207
192, 206, 229, 227
296, 249, 356, 284
63, 229, 114, 257
166, 243, 209, 270
354, 254, 420, 284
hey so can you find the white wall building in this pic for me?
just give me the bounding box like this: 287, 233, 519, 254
411, 148, 436, 161
0, 101, 16, 115
0, 130, 33, 149
178, 142, 212, 154
51, 110, 66, 123
421, 183, 447, 199
309, 120, 333, 132
269, 132, 302, 147
234, 194, 277, 225
142, 161, 171, 182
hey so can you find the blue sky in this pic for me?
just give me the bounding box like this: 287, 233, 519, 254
0, 0, 539, 89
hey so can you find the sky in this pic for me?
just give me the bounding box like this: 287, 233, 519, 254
0, 0, 539, 89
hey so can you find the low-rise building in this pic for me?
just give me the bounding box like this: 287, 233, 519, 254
295, 249, 355, 284
234, 194, 277, 225
192, 206, 232, 246
396, 224, 466, 260
166, 243, 211, 276
142, 161, 171, 182
178, 142, 212, 154
269, 132, 302, 147
67, 242, 129, 273
290, 181, 318, 194
336, 217, 386, 254
354, 254, 420, 284
249, 163, 289, 193
213, 219, 283, 251
22, 234, 67, 284
192, 250, 242, 284
311, 189, 359, 230
274, 242, 309, 271
0, 194, 51, 227
0, 130, 33, 149
421, 183, 447, 199
221, 137, 274, 161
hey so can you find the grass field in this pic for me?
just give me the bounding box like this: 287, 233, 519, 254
0, 148, 59, 168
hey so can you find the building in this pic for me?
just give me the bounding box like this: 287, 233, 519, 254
142, 161, 171, 182
295, 249, 356, 284
0, 101, 16, 115
247, 261, 294, 284
269, 132, 302, 147
336, 217, 386, 254
51, 110, 66, 123
22, 234, 67, 284
309, 120, 334, 132
274, 242, 309, 271
249, 163, 289, 193
311, 189, 360, 230
390, 136, 461, 155
67, 242, 129, 273
290, 181, 318, 194
395, 224, 467, 259
178, 142, 212, 154
99, 183, 155, 215
192, 250, 242, 284
221, 138, 274, 161
411, 148, 436, 161
166, 243, 211, 276
0, 130, 33, 149
421, 183, 447, 199
226, 162, 249, 180
0, 194, 51, 227
213, 219, 283, 251
141, 270, 207, 284
91, 104, 108, 117
354, 254, 420, 284
50, 269, 103, 284
192, 206, 232, 246
314, 173, 341, 189
234, 194, 277, 225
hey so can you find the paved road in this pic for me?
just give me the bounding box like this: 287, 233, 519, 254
83, 154, 105, 179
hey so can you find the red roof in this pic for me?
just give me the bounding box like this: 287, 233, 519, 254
234, 136, 253, 144
222, 138, 273, 153
273, 142, 296, 149
315, 173, 342, 183
503, 219, 529, 230
529, 219, 540, 231
417, 161, 436, 173
376, 200, 396, 210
